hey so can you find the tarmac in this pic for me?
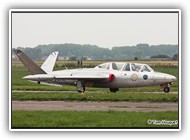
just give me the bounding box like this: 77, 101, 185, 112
12, 101, 178, 112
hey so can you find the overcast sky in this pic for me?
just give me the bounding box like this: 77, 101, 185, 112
12, 12, 178, 49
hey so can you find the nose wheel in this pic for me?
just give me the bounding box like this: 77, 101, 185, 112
163, 87, 170, 93
160, 83, 171, 93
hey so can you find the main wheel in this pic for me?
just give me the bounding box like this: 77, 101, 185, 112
78, 90, 84, 93
110, 88, 119, 92
163, 87, 170, 93
78, 86, 85, 93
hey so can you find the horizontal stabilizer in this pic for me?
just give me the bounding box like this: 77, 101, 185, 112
41, 52, 59, 73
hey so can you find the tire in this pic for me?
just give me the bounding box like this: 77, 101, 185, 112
163, 87, 170, 93
110, 88, 119, 92
78, 86, 85, 93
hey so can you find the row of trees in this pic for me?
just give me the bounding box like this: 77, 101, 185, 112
14, 43, 178, 60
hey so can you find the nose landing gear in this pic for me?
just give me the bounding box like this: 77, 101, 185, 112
160, 83, 172, 93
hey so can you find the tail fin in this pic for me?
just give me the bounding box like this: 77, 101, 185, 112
13, 49, 46, 75
41, 51, 58, 73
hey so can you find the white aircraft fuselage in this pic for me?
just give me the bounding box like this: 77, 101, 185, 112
24, 68, 176, 88
14, 50, 177, 93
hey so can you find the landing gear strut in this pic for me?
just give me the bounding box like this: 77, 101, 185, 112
76, 81, 85, 93
110, 88, 119, 92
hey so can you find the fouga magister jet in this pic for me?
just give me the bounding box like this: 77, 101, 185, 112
14, 50, 177, 93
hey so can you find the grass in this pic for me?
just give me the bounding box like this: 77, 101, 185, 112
12, 60, 178, 68
12, 110, 178, 128
12, 92, 178, 102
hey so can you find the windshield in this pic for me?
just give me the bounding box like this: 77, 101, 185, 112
141, 65, 151, 72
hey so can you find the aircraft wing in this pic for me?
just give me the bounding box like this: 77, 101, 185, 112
23, 74, 109, 81
55, 75, 108, 81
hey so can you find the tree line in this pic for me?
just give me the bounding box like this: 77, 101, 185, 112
14, 43, 178, 60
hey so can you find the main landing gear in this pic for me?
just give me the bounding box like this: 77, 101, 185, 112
78, 86, 85, 93
76, 81, 85, 93
110, 88, 119, 92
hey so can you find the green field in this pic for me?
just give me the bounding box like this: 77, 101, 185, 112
12, 110, 178, 128
12, 92, 178, 102
12, 60, 178, 68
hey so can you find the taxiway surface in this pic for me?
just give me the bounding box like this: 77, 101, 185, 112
12, 101, 178, 112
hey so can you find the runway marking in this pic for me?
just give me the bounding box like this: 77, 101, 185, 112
12, 101, 178, 112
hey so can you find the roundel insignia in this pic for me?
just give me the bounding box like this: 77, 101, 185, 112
143, 74, 148, 80
131, 74, 138, 81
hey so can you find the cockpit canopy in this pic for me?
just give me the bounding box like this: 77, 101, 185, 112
95, 62, 154, 72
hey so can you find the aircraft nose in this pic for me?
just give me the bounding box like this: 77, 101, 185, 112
166, 75, 177, 82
